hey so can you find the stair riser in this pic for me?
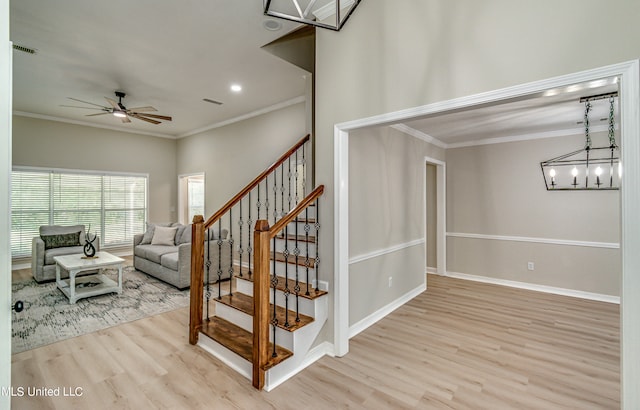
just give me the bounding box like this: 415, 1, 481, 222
236, 278, 318, 317
272, 261, 315, 278
213, 299, 295, 351
274, 239, 316, 257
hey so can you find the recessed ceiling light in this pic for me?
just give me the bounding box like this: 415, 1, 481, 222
230, 84, 242, 93
263, 19, 282, 31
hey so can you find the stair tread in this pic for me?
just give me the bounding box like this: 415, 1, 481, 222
235, 270, 328, 300
216, 292, 315, 332
275, 233, 316, 243
272, 251, 316, 268
201, 316, 292, 370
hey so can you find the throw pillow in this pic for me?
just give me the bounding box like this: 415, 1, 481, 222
41, 232, 81, 250
151, 226, 178, 246
140, 222, 172, 245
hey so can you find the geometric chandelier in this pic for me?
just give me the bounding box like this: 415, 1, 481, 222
264, 0, 362, 31
540, 92, 620, 191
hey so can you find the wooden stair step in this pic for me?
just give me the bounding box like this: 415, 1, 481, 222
217, 292, 315, 331
235, 271, 327, 300
275, 233, 316, 243
200, 316, 292, 370
272, 251, 316, 268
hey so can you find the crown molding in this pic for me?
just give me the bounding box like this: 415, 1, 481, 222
12, 111, 175, 139
178, 96, 306, 139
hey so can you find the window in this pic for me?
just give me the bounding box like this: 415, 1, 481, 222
11, 167, 147, 258
187, 176, 205, 223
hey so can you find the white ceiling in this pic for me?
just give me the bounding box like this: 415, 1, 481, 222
10, 0, 307, 138
10, 1, 620, 145
400, 77, 620, 147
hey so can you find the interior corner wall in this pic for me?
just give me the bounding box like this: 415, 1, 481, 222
175, 102, 306, 217
446, 133, 620, 296
348, 126, 444, 325
11, 116, 177, 222
314, 0, 639, 341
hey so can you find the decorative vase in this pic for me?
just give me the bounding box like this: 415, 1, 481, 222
83, 227, 97, 258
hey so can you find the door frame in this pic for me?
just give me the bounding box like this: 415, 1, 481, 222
424, 157, 446, 276
177, 172, 205, 225
333, 60, 640, 407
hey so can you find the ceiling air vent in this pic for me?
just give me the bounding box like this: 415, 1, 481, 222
203, 98, 223, 105
13, 44, 37, 54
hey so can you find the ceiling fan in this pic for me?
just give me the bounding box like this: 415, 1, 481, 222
62, 91, 172, 124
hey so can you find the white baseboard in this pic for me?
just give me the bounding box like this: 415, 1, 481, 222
348, 281, 427, 339
439, 271, 620, 304
264, 341, 335, 392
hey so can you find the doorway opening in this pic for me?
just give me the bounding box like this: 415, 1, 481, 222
178, 173, 205, 225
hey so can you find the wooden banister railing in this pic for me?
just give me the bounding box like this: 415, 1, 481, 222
190, 135, 311, 346
252, 184, 324, 389
189, 134, 321, 391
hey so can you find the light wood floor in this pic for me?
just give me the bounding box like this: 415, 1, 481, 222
10, 274, 619, 409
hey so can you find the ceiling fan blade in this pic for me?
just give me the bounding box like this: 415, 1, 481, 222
67, 97, 107, 108
105, 97, 119, 108
131, 112, 172, 121
126, 106, 157, 112
129, 113, 161, 125
60, 105, 105, 110
121, 116, 132, 123
85, 112, 111, 117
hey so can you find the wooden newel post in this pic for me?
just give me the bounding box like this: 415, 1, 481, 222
189, 215, 205, 345
252, 219, 271, 390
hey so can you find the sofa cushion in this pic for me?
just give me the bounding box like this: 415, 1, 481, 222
41, 232, 81, 250
140, 222, 173, 245
161, 252, 179, 271
152, 226, 178, 246
176, 224, 192, 244
44, 245, 85, 265
135, 244, 178, 264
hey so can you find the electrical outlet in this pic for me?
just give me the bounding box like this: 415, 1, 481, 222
388, 277, 393, 287
527, 262, 535, 271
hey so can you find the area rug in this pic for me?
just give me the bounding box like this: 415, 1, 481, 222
11, 265, 190, 353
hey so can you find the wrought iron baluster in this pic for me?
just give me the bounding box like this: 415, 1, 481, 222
273, 169, 278, 223
265, 175, 270, 226
283, 224, 290, 328
238, 199, 243, 277
271, 236, 278, 358
288, 156, 292, 212
280, 162, 285, 221
247, 191, 253, 277
295, 148, 299, 204
228, 209, 234, 297
314, 199, 320, 292
257, 180, 261, 220
294, 212, 300, 323
302, 142, 307, 198
205, 227, 212, 319
305, 206, 310, 296
217, 220, 223, 300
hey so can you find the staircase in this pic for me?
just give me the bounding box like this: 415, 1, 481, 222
188, 135, 328, 390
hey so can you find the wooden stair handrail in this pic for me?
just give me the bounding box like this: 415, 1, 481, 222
268, 184, 324, 238
204, 134, 310, 229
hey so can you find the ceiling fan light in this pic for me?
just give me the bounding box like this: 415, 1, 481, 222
113, 110, 127, 118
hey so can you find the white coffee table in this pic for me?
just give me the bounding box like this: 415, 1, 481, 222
54, 251, 125, 304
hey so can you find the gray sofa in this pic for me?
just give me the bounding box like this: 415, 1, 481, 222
32, 224, 100, 283
133, 222, 232, 289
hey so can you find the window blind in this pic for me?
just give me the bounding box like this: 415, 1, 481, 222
11, 168, 147, 258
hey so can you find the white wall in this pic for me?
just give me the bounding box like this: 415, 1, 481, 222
446, 133, 620, 296
176, 102, 306, 217
349, 126, 444, 325
12, 116, 177, 222
1, 0, 12, 405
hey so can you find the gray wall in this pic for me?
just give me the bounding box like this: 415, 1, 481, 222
12, 116, 177, 223
426, 163, 437, 270
446, 133, 620, 296
176, 102, 306, 217
349, 126, 444, 325
314, 0, 639, 353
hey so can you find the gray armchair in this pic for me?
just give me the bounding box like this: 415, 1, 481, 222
32, 224, 100, 283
